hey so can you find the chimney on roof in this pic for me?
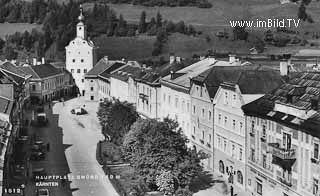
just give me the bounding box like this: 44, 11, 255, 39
104, 56, 108, 62
142, 64, 147, 69
169, 54, 175, 64
280, 57, 291, 76
175, 56, 181, 63
311, 96, 319, 111
229, 54, 236, 64
41, 57, 45, 64
170, 71, 174, 80
33, 58, 37, 66
121, 58, 126, 63
199, 56, 205, 61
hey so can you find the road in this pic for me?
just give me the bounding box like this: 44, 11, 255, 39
52, 97, 119, 196
24, 97, 119, 196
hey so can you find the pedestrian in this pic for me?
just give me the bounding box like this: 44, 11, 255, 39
230, 185, 234, 196
47, 143, 50, 152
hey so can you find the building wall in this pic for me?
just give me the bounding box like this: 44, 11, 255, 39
128, 77, 138, 106
245, 115, 316, 196
190, 83, 214, 171
29, 73, 66, 102
136, 82, 160, 119
213, 86, 246, 190
97, 79, 111, 101
160, 85, 191, 138
85, 78, 99, 101
110, 77, 128, 102
65, 37, 96, 95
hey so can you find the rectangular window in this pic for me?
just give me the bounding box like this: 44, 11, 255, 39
218, 137, 221, 149
208, 134, 211, 143
202, 108, 205, 118
187, 103, 190, 112
81, 79, 84, 83
218, 114, 222, 124
232, 120, 236, 130
251, 148, 255, 162
314, 143, 319, 160
257, 182, 262, 195
209, 111, 212, 120
202, 131, 204, 140
313, 178, 319, 196
232, 144, 235, 157
262, 125, 266, 137
224, 91, 228, 104
224, 140, 227, 152
200, 86, 203, 97
90, 87, 94, 91
77, 69, 80, 73
239, 148, 243, 161
168, 96, 171, 105
71, 69, 74, 73
224, 116, 228, 126
163, 93, 166, 102
193, 105, 196, 114
84, 69, 87, 73
262, 154, 267, 169
32, 85, 36, 91
193, 127, 195, 136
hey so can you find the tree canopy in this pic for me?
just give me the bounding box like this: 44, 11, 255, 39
122, 118, 207, 192
97, 99, 139, 146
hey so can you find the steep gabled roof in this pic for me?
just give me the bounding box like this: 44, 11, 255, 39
19, 66, 41, 79
29, 64, 62, 78
242, 72, 320, 138
0, 96, 13, 115
192, 65, 284, 98
0, 62, 30, 79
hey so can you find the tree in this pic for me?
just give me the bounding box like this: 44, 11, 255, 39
138, 11, 147, 33
97, 99, 139, 146
156, 170, 176, 195
3, 44, 18, 60
156, 11, 162, 28
122, 118, 207, 190
0, 37, 5, 52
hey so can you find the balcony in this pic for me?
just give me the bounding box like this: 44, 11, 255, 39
268, 143, 296, 160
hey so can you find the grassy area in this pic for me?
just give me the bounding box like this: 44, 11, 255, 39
103, 165, 143, 195
94, 35, 155, 60
0, 23, 42, 39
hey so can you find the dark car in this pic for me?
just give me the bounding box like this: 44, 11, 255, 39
30, 151, 45, 161
71, 107, 87, 115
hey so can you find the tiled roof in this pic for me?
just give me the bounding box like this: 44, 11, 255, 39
111, 65, 150, 82
86, 59, 119, 76
161, 58, 217, 89
242, 72, 320, 138
28, 64, 62, 79
98, 62, 126, 79
192, 65, 284, 98
0, 71, 12, 84
19, 66, 40, 79
0, 97, 13, 115
0, 62, 30, 78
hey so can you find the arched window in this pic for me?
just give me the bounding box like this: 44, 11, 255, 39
237, 170, 243, 184
219, 160, 225, 174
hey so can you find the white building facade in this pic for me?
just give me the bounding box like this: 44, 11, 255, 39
65, 6, 97, 96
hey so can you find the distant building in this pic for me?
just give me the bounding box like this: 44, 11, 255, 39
242, 72, 320, 196
65, 5, 98, 96
20, 63, 74, 103
212, 66, 283, 192
84, 56, 126, 101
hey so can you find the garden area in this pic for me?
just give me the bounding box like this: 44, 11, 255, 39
95, 99, 213, 196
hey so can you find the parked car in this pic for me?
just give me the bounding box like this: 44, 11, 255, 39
71, 107, 87, 115
30, 151, 45, 161
36, 189, 49, 196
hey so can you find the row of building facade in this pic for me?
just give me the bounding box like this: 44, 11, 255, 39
65, 6, 320, 196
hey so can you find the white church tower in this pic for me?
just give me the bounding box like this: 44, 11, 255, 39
65, 5, 97, 96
